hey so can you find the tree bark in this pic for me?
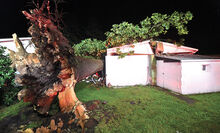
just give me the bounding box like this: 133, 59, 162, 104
149, 40, 163, 85
9, 0, 103, 131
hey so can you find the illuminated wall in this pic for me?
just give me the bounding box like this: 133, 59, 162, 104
157, 60, 182, 93
105, 55, 150, 87
181, 60, 220, 94
157, 59, 220, 94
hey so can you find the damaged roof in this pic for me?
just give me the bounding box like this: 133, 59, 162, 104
106, 40, 198, 56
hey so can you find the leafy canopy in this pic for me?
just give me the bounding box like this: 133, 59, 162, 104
73, 11, 193, 58
105, 11, 193, 47
73, 38, 107, 59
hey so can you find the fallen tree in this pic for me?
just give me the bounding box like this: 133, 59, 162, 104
8, 0, 103, 131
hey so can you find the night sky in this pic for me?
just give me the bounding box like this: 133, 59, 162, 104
0, 0, 220, 54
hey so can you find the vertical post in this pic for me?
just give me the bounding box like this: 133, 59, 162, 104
151, 54, 157, 85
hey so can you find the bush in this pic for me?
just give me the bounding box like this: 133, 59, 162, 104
73, 38, 107, 59
0, 46, 21, 105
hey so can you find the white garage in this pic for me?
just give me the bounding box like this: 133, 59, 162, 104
106, 55, 152, 87
105, 40, 198, 87
105, 41, 154, 87
156, 54, 220, 94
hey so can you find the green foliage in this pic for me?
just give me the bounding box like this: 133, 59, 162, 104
105, 22, 141, 47
24, 121, 43, 130
0, 46, 21, 105
105, 11, 193, 47
0, 47, 14, 87
72, 11, 193, 59
73, 38, 107, 59
2, 87, 20, 106
116, 48, 134, 59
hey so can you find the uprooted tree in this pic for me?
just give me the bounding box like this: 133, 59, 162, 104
8, 0, 103, 130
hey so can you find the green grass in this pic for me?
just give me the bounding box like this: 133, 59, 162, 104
24, 121, 43, 129
75, 82, 220, 133
0, 101, 30, 120
0, 82, 219, 133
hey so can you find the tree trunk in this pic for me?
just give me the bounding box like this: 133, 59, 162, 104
9, 1, 103, 131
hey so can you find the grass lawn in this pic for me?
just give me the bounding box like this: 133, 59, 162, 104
0, 101, 30, 120
75, 82, 220, 133
0, 82, 219, 133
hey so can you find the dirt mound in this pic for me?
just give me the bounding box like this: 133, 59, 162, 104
0, 100, 115, 133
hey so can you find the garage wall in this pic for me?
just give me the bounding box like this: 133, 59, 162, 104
156, 60, 182, 93
181, 61, 220, 94
105, 55, 150, 87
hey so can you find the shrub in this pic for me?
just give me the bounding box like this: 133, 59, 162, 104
0, 46, 21, 105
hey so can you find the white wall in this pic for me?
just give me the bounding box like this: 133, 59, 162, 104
0, 37, 35, 54
156, 60, 182, 93
106, 55, 150, 87
181, 60, 220, 94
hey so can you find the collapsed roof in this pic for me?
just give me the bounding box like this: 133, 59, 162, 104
107, 40, 198, 56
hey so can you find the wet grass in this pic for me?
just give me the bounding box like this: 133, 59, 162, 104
0, 82, 219, 133
0, 101, 30, 121
76, 82, 220, 133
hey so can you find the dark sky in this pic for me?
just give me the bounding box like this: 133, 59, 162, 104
0, 0, 220, 54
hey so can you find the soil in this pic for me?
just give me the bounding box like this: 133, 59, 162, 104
0, 100, 115, 133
